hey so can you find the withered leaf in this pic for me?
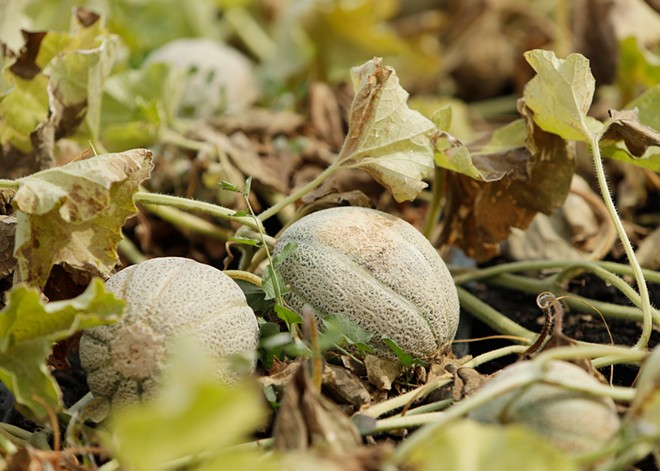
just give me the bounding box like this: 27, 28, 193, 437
602, 108, 660, 157
323, 364, 371, 409
339, 57, 435, 202
12, 149, 153, 288
364, 354, 402, 391
273, 361, 361, 453
0, 216, 17, 279
445, 364, 488, 401
440, 101, 575, 261
8, 31, 47, 79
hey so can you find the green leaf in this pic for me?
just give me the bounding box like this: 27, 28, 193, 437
322, 314, 374, 348
231, 209, 250, 218
229, 236, 261, 247
402, 419, 579, 471
523, 50, 595, 142
339, 57, 435, 202
101, 62, 186, 151
431, 105, 453, 131
617, 36, 660, 102
242, 176, 252, 198
0, 279, 124, 422
220, 180, 242, 193
274, 303, 302, 328
104, 341, 269, 471
12, 149, 153, 288
261, 265, 284, 301
271, 241, 297, 268
234, 280, 272, 313
381, 335, 426, 368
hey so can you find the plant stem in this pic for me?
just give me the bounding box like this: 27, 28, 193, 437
134, 191, 261, 231
489, 273, 660, 324
457, 286, 536, 341
536, 344, 646, 371
118, 238, 147, 265
360, 344, 527, 419
0, 423, 32, 441
588, 133, 653, 350
224, 270, 262, 287
140, 200, 233, 241
160, 127, 208, 153
0, 179, 19, 191
223, 7, 276, 62
452, 259, 660, 286
257, 163, 341, 222
390, 357, 634, 464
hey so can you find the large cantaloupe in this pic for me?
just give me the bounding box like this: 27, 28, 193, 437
469, 360, 621, 454
79, 257, 259, 406
274, 207, 460, 360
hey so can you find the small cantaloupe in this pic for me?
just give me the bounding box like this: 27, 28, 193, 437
79, 257, 259, 406
274, 206, 460, 360
469, 360, 621, 454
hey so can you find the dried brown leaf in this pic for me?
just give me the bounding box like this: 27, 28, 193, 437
0, 215, 17, 279
273, 361, 361, 453
440, 101, 575, 261
602, 108, 660, 157
364, 355, 402, 391
323, 364, 371, 409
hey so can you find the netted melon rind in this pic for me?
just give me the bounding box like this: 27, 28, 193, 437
469, 360, 621, 454
79, 257, 259, 405
274, 207, 460, 360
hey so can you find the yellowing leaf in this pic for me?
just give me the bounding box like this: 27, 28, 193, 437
0, 279, 124, 422
523, 50, 595, 142
339, 58, 435, 202
12, 149, 153, 288
0, 10, 119, 165
105, 342, 268, 471
401, 420, 579, 471
0, 73, 49, 154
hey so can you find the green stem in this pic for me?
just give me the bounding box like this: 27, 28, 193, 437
588, 133, 653, 350
391, 359, 633, 463
391, 369, 539, 461
360, 344, 527, 419
457, 286, 536, 341
0, 179, 19, 191
536, 344, 646, 371
257, 163, 341, 222
140, 201, 233, 241
0, 423, 32, 441
223, 7, 276, 62
224, 270, 262, 287
160, 127, 208, 153
422, 167, 444, 240
489, 273, 660, 324
134, 191, 261, 232
117, 238, 147, 265
452, 259, 660, 286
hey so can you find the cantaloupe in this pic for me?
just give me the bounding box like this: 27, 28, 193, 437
469, 360, 621, 454
274, 207, 460, 360
79, 257, 259, 406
